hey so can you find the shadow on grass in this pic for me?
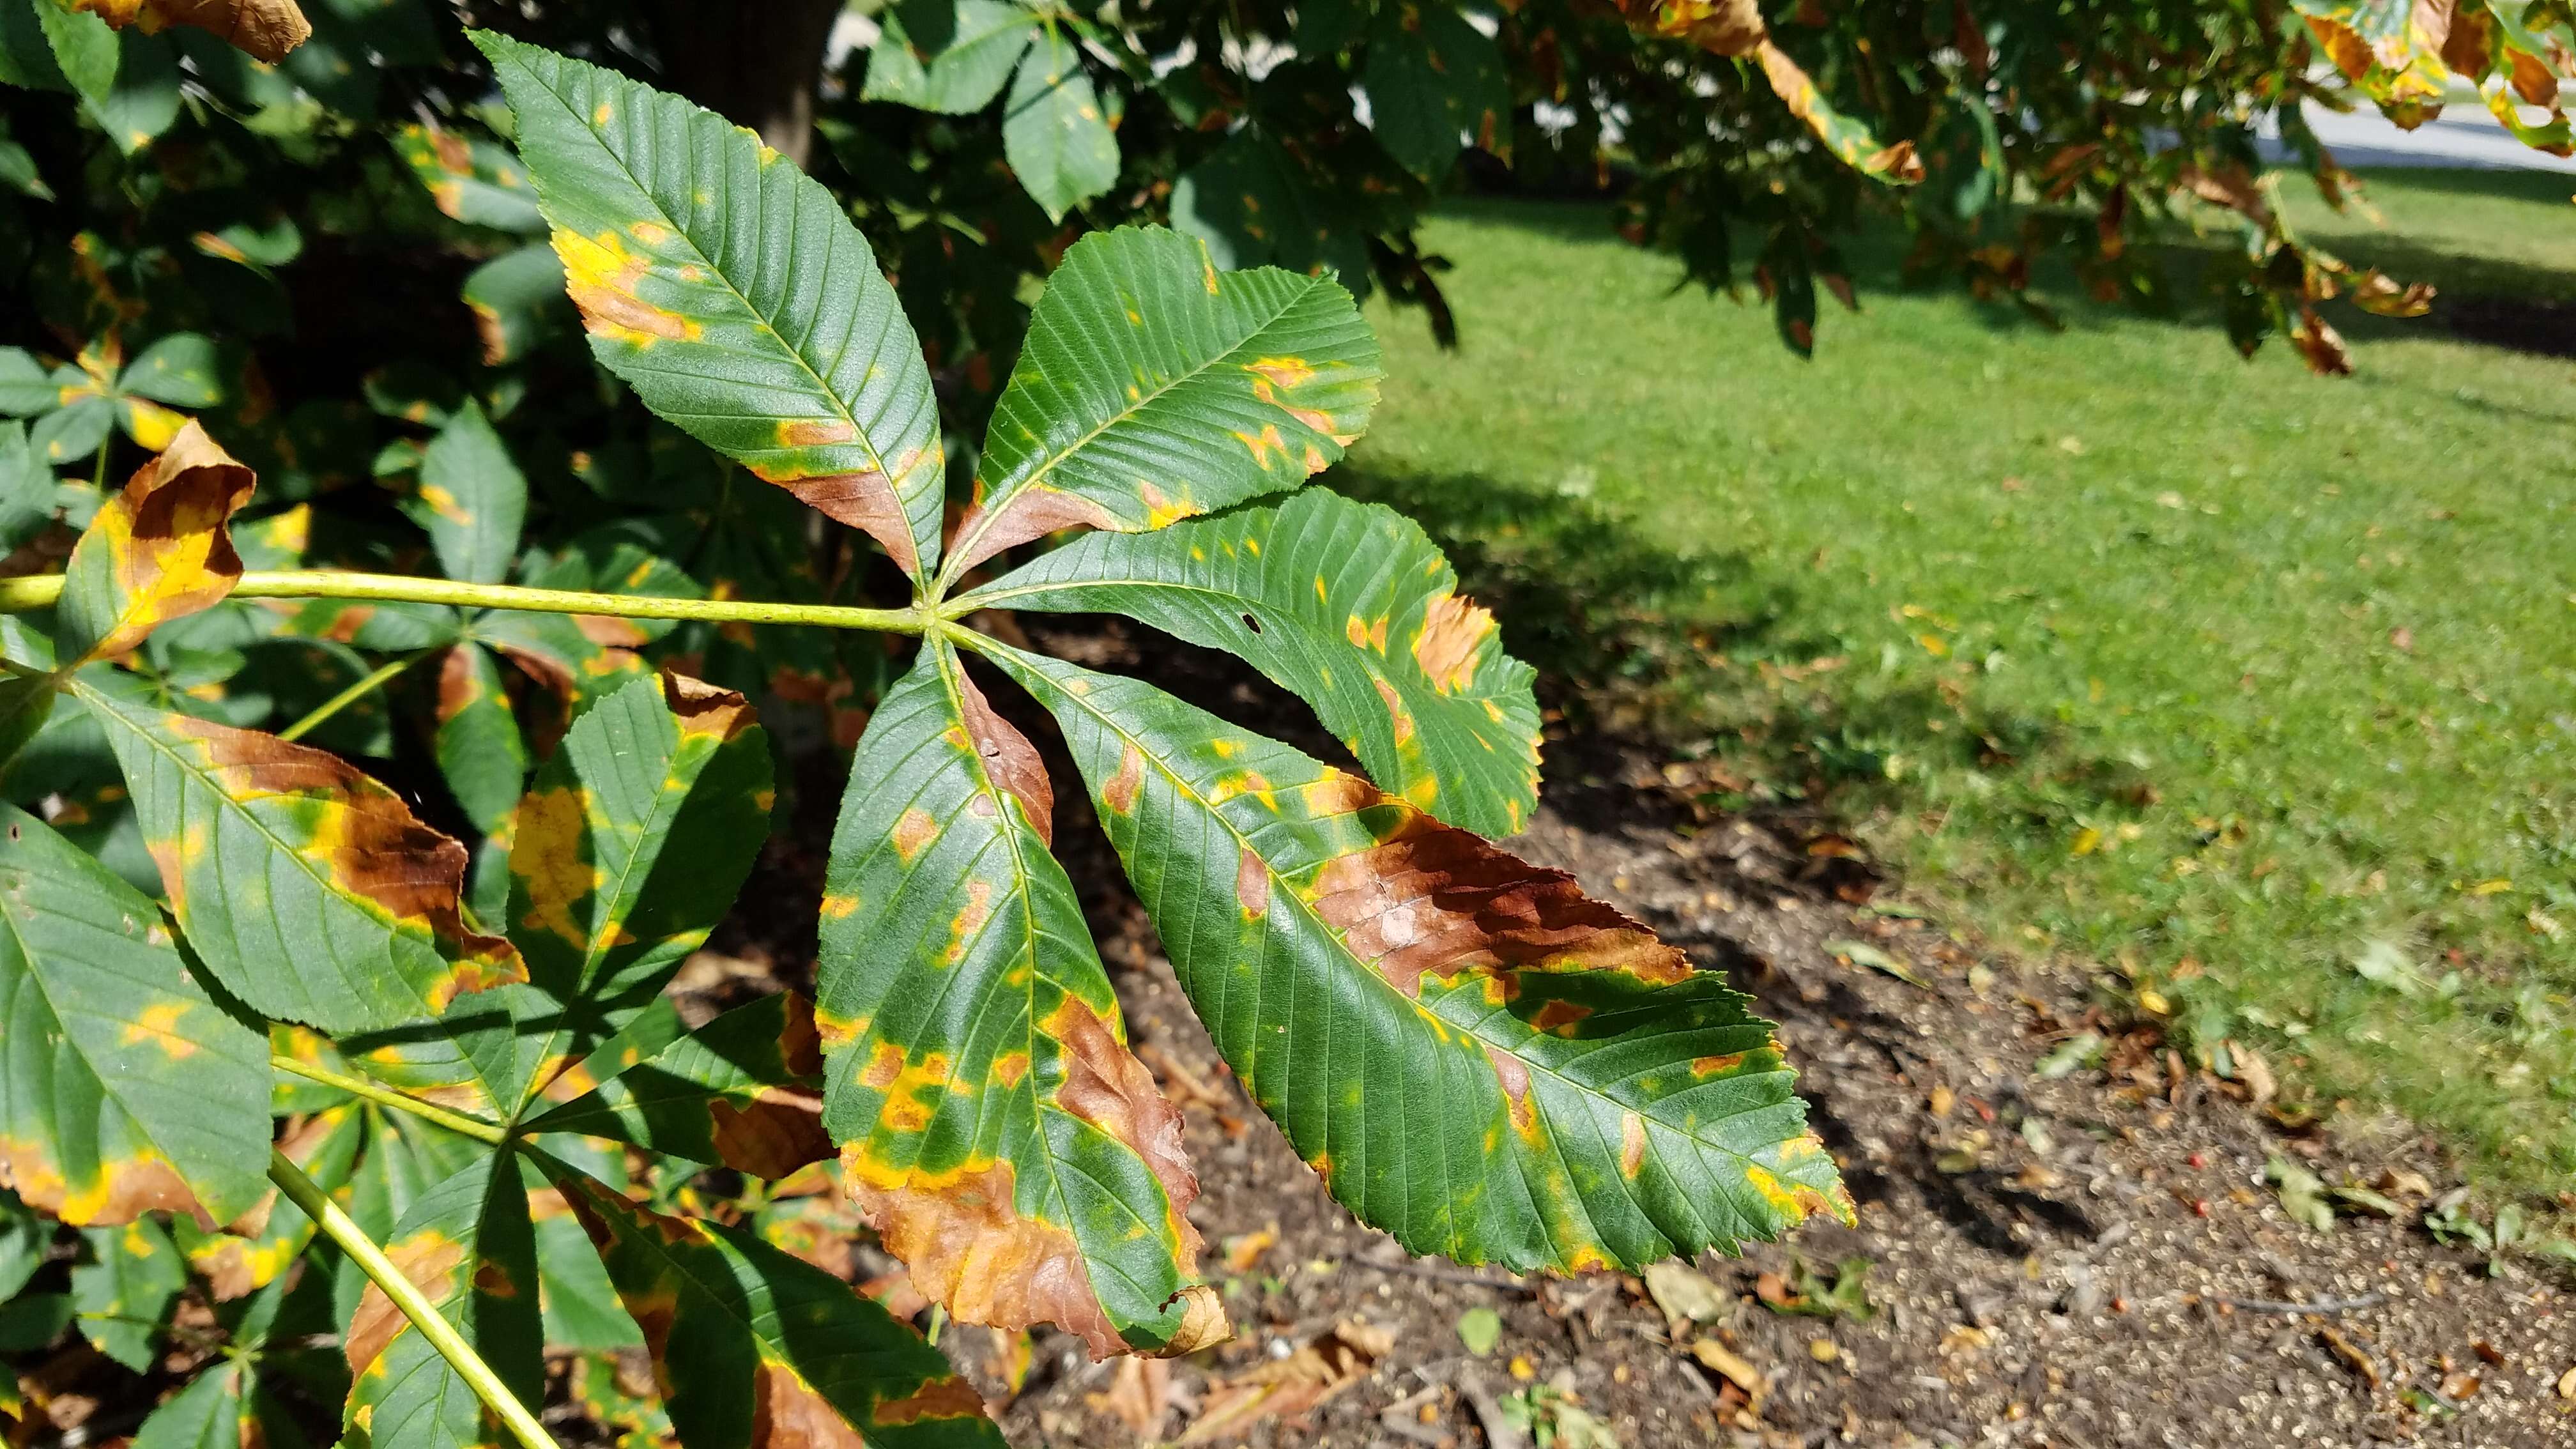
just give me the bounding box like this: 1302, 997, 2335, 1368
1326, 461, 2150, 827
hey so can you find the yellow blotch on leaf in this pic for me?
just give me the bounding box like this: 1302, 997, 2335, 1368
553, 227, 702, 348
509, 787, 600, 947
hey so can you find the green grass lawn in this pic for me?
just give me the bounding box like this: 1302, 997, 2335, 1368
1336, 169, 2576, 1194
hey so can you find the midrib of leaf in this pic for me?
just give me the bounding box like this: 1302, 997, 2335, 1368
913, 645, 1167, 1293
940, 277, 1331, 591
71, 680, 505, 1107
505, 56, 912, 524
989, 648, 1786, 1187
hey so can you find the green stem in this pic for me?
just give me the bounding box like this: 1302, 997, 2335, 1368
271, 1053, 509, 1146
268, 1149, 557, 1449
0, 571, 928, 634
277, 650, 427, 744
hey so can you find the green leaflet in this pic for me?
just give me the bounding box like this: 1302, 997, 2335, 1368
1363, 3, 1509, 180
943, 227, 1381, 582
343, 1148, 545, 1449
525, 991, 829, 1179
816, 640, 1223, 1358
963, 487, 1543, 836
551, 1166, 1008, 1449
433, 641, 529, 834
461, 242, 570, 367
34, 0, 118, 103
0, 804, 270, 1226
73, 673, 527, 1113
1172, 129, 1370, 283
1001, 26, 1117, 222
187, 1105, 365, 1303
977, 643, 1854, 1273
394, 123, 549, 234
499, 671, 774, 1110
326, 1101, 490, 1331
131, 1361, 309, 1449
84, 28, 180, 157
864, 0, 1039, 114
476, 32, 949, 583
72, 1214, 185, 1369
413, 400, 526, 587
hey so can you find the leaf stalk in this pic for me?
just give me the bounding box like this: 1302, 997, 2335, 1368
271, 1053, 510, 1146
266, 1147, 558, 1449
0, 571, 929, 634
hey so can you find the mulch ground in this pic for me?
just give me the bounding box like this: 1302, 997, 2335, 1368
686, 617, 2576, 1448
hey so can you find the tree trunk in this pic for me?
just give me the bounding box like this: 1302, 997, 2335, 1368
647, 0, 843, 171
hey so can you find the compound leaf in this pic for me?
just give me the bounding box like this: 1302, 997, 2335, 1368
981, 644, 1854, 1274
965, 488, 1541, 836
0, 804, 270, 1226
946, 227, 1380, 578
816, 640, 1224, 1358
56, 418, 256, 668
500, 671, 772, 1110
525, 990, 829, 1179
343, 1147, 544, 1449
477, 32, 948, 582
73, 673, 526, 1112
553, 1167, 1008, 1449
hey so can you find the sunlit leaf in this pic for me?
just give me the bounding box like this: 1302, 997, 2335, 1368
818, 640, 1225, 1358
947, 227, 1380, 578
56, 418, 254, 668
0, 804, 270, 1226
981, 644, 1854, 1273
75, 673, 526, 1110
525, 991, 829, 1179
64, 0, 311, 63
433, 641, 528, 834
477, 32, 949, 581
551, 1165, 1009, 1449
1001, 26, 1117, 222
188, 1105, 362, 1300
344, 1147, 545, 1449
394, 122, 548, 234
501, 671, 772, 1109
412, 399, 525, 586
966, 488, 1542, 836
864, 0, 1039, 114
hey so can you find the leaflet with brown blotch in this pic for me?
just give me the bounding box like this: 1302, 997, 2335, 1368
66, 0, 311, 62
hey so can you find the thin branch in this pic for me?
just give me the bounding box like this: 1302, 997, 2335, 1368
277, 650, 429, 743
267, 1149, 557, 1449
2215, 1292, 2387, 1316
0, 571, 928, 635
272, 1053, 509, 1146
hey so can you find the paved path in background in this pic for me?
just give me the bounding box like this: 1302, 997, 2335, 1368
2269, 97, 2576, 172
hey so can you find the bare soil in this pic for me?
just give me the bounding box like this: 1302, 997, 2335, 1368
712, 618, 2576, 1449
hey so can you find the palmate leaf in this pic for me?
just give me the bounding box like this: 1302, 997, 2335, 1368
977, 644, 1853, 1272
477, 32, 949, 583
343, 1147, 544, 1449
963, 487, 1542, 836
525, 991, 829, 1179
0, 804, 270, 1225
942, 227, 1381, 580
551, 1166, 1007, 1449
73, 672, 528, 1112
500, 671, 773, 1109
816, 640, 1224, 1358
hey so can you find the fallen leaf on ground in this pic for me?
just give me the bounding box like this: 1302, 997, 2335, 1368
2223, 1039, 2275, 1108
1687, 1340, 1763, 1407
2319, 1326, 2379, 1389
1180, 1321, 1390, 1444
1090, 1356, 1178, 1439
1821, 937, 1928, 988
2033, 1032, 2106, 1080
2266, 1155, 2335, 1234
1457, 1307, 1501, 1356
2557, 1365, 2575, 1399
1222, 1223, 1277, 1273
1640, 1261, 1727, 1339
2350, 939, 2430, 996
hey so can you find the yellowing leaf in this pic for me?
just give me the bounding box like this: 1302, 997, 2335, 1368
63, 0, 310, 62
56, 418, 254, 667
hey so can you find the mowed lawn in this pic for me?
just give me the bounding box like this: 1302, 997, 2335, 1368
1335, 170, 2576, 1194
